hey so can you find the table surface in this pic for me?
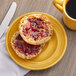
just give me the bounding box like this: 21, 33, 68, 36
0, 0, 76, 76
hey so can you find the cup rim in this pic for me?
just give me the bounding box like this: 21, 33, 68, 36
63, 0, 76, 21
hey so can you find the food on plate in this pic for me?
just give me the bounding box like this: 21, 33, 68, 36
19, 14, 53, 45
11, 31, 44, 59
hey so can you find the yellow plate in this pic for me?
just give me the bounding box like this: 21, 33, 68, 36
5, 12, 67, 70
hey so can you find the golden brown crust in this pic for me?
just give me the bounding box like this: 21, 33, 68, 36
11, 31, 44, 59
19, 14, 53, 45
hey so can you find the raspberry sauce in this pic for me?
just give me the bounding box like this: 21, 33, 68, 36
23, 17, 49, 40
14, 35, 40, 55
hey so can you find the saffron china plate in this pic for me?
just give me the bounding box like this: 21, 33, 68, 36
5, 12, 67, 70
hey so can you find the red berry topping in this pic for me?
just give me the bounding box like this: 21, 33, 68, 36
23, 17, 49, 40
14, 35, 40, 55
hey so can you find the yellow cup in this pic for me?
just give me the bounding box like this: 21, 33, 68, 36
53, 0, 76, 30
